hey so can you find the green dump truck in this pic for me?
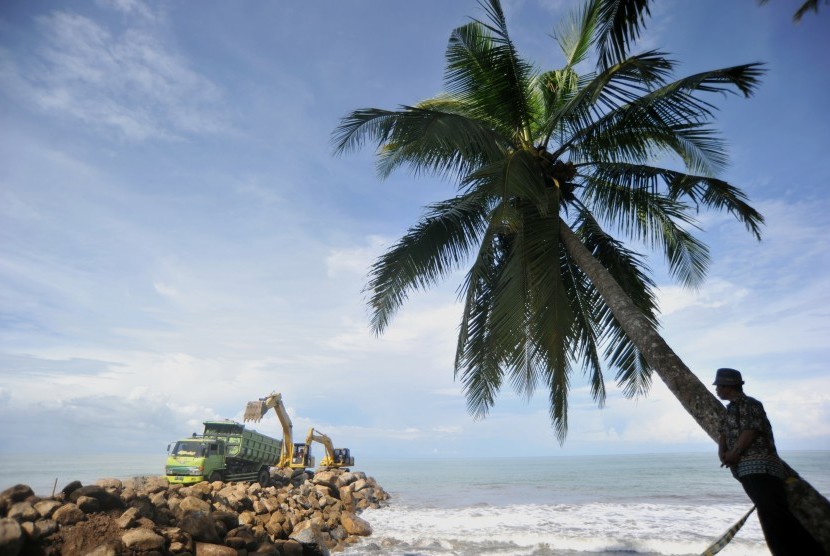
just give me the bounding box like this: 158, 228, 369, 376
165, 420, 281, 485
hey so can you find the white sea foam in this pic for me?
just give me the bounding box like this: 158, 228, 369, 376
343, 502, 768, 556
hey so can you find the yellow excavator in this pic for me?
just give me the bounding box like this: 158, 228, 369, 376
243, 391, 315, 470
305, 427, 355, 469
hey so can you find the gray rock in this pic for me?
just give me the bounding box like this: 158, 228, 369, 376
193, 542, 237, 555
210, 510, 239, 532
122, 527, 165, 550
139, 476, 169, 494
336, 472, 358, 488
226, 525, 256, 547
179, 510, 219, 543
95, 478, 123, 490
2, 484, 34, 502
33, 499, 63, 519
33, 519, 58, 538
341, 512, 372, 536
52, 503, 86, 526
289, 519, 326, 545
0, 518, 24, 556
128, 496, 156, 519
61, 480, 83, 497
178, 495, 211, 515
69, 485, 123, 510
76, 495, 101, 513
7, 501, 39, 522
84, 542, 121, 556
117, 507, 140, 529
279, 539, 304, 556
150, 491, 167, 507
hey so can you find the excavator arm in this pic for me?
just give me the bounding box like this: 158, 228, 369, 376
244, 391, 297, 468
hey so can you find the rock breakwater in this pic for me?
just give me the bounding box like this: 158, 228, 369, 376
0, 468, 388, 555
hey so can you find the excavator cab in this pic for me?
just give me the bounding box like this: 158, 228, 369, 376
291, 443, 315, 468
332, 448, 354, 467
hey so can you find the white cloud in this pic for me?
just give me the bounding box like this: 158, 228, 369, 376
95, 0, 157, 20
656, 279, 749, 316
0, 7, 226, 141
152, 281, 180, 299
325, 236, 387, 278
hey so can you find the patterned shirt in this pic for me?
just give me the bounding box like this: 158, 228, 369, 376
718, 394, 784, 479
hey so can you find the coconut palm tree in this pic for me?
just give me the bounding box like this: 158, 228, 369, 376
333, 0, 829, 545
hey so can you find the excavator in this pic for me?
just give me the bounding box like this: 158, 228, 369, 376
305, 427, 355, 469
243, 391, 315, 470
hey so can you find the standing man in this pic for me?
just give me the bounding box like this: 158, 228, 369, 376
714, 367, 823, 555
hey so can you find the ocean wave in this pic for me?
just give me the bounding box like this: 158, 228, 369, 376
342, 502, 767, 556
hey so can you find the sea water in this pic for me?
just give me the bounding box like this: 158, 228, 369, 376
0, 451, 827, 556
340, 452, 829, 556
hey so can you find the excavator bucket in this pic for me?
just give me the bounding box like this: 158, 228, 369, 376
243, 400, 267, 422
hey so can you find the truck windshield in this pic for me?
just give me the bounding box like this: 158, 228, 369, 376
171, 441, 205, 457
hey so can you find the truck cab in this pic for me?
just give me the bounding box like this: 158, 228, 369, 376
166, 438, 227, 484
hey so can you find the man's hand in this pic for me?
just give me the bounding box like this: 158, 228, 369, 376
721, 449, 740, 467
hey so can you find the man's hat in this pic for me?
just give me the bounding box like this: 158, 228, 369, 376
713, 368, 744, 386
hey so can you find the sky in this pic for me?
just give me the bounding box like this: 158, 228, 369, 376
1, 0, 828, 463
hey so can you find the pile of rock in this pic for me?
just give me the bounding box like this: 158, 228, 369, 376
0, 468, 388, 555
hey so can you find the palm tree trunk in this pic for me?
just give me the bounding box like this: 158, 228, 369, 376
559, 220, 830, 550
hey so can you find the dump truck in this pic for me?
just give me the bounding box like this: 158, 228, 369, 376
165, 420, 280, 485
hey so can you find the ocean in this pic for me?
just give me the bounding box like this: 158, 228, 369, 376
1, 451, 827, 556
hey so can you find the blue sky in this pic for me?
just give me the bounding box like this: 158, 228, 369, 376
1, 0, 828, 461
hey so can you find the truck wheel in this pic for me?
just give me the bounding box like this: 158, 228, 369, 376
208, 471, 223, 483
257, 468, 271, 487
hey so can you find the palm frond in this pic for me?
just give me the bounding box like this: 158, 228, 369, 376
667, 174, 765, 240
544, 51, 675, 154
366, 192, 489, 334
594, 0, 651, 71
555, 0, 600, 67
581, 168, 710, 288
334, 106, 507, 181
446, 6, 537, 143
557, 64, 763, 177
561, 247, 606, 405
574, 211, 657, 396
587, 162, 764, 240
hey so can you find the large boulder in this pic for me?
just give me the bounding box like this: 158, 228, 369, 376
20, 518, 58, 541
52, 503, 86, 526
178, 495, 211, 515
289, 519, 322, 545
122, 527, 165, 551
179, 510, 219, 543
117, 507, 140, 529
69, 485, 123, 510
61, 480, 83, 498
0, 518, 24, 556
341, 512, 372, 536
278, 539, 304, 556
76, 495, 101, 513
7, 502, 39, 522
84, 543, 120, 556
210, 510, 239, 532
95, 478, 123, 490
194, 542, 237, 555
127, 495, 156, 519
0, 485, 34, 511
33, 499, 62, 519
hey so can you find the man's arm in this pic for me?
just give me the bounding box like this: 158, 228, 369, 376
721, 429, 759, 467
718, 433, 728, 465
